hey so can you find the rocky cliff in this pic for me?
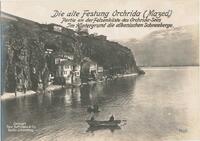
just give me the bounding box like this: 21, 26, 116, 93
1, 12, 140, 92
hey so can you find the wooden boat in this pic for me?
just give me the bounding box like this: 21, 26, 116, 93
86, 120, 121, 127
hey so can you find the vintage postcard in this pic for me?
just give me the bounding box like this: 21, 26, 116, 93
0, 0, 199, 141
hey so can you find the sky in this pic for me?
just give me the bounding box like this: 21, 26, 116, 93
1, 0, 199, 41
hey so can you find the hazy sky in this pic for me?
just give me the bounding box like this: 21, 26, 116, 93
1, 0, 199, 41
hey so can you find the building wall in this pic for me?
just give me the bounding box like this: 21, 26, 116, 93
56, 63, 81, 84
89, 64, 98, 73
74, 65, 81, 77
57, 65, 72, 77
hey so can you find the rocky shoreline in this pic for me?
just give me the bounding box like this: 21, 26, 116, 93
1, 73, 138, 100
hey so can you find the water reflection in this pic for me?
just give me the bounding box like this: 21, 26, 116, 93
80, 77, 137, 107
2, 77, 136, 136
80, 85, 92, 106
86, 126, 121, 133
3, 68, 196, 141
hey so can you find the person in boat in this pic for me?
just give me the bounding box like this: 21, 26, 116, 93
109, 115, 114, 121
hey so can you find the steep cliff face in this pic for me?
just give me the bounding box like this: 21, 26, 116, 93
2, 18, 47, 92
1, 12, 140, 92
80, 36, 138, 73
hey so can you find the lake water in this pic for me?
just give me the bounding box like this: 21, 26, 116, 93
1, 67, 200, 141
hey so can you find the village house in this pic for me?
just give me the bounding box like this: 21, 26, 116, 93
55, 60, 81, 85
40, 23, 76, 38
54, 52, 74, 65
56, 59, 73, 84
54, 52, 81, 85
89, 61, 98, 74
80, 57, 104, 82
48, 23, 63, 32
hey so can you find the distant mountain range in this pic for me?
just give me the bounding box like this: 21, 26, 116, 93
119, 25, 199, 67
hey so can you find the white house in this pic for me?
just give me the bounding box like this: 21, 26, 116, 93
55, 52, 74, 65
89, 63, 98, 74
55, 56, 81, 84
56, 60, 73, 84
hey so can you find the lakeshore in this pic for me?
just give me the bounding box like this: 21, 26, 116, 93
0, 85, 62, 100
0, 73, 138, 100
2, 67, 199, 141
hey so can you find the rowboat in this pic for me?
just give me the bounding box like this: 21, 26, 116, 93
86, 120, 121, 127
